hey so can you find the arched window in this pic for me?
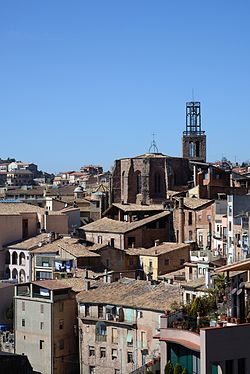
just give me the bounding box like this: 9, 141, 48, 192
12, 252, 18, 265
19, 269, 26, 283
195, 140, 200, 157
12, 268, 18, 280
154, 173, 161, 193
121, 171, 125, 195
19, 252, 26, 266
136, 172, 142, 194
189, 141, 195, 158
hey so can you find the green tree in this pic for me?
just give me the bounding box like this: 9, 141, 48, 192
182, 369, 188, 374
174, 363, 183, 374
165, 361, 174, 374
190, 297, 206, 317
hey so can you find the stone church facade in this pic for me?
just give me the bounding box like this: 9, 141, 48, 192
111, 153, 192, 205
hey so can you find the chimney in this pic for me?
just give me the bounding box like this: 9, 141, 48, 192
85, 281, 91, 291
154, 239, 160, 246
179, 197, 185, 243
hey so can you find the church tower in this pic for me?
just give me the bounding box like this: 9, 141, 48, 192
182, 101, 206, 162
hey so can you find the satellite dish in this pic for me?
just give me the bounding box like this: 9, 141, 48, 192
231, 288, 237, 295
237, 289, 243, 296
239, 282, 245, 289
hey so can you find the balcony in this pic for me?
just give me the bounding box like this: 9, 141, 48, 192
80, 314, 137, 327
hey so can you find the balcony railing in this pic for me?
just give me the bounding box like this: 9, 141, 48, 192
80, 314, 136, 326
95, 334, 107, 342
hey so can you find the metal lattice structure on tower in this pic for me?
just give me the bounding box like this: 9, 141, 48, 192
182, 101, 207, 162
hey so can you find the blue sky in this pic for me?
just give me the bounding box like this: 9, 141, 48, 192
0, 1, 249, 173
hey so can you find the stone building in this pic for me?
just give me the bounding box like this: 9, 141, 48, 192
77, 278, 181, 374
14, 280, 79, 374
110, 153, 192, 205
80, 211, 172, 250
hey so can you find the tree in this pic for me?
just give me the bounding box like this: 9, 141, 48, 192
165, 361, 174, 374
182, 369, 188, 374
190, 297, 206, 317
174, 363, 183, 374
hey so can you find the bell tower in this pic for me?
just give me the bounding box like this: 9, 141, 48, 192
182, 101, 206, 162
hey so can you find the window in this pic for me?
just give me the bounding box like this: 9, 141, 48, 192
229, 221, 232, 231
59, 302, 64, 312
40, 340, 44, 349
127, 330, 133, 346
141, 331, 147, 349
40, 304, 44, 314
198, 234, 203, 247
59, 320, 64, 330
189, 230, 193, 241
100, 347, 106, 358
59, 339, 64, 350
111, 328, 118, 344
127, 352, 133, 363
89, 366, 95, 374
136, 172, 142, 194
98, 306, 104, 318
128, 237, 135, 248
154, 173, 161, 193
115, 370, 120, 374
165, 258, 170, 266
96, 322, 107, 342
188, 212, 192, 225
24, 335, 26, 340
110, 238, 115, 247
89, 346, 95, 357
22, 302, 25, 311
22, 319, 25, 327
40, 322, 44, 330
112, 349, 118, 360
180, 259, 185, 266
85, 305, 90, 317
137, 310, 143, 319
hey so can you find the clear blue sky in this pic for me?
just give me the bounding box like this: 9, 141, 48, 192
0, 1, 249, 173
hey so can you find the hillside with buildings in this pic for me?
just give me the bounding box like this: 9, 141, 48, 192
0, 102, 250, 374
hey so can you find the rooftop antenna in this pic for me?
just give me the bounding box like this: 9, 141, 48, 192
149, 133, 159, 153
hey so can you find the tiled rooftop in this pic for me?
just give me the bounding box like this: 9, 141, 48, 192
81, 211, 170, 234
0, 202, 44, 215
126, 242, 190, 257
76, 278, 181, 312
175, 197, 213, 210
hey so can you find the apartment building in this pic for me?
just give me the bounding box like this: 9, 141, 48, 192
173, 197, 214, 249
31, 237, 101, 281
77, 278, 181, 374
227, 195, 250, 263
14, 280, 79, 374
